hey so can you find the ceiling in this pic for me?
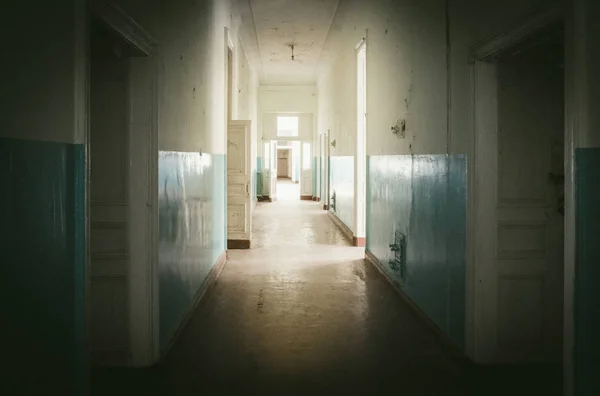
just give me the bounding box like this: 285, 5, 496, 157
240, 0, 339, 86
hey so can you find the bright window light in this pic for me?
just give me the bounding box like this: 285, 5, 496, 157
277, 116, 299, 137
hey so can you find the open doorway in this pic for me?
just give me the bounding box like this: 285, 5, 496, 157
89, 3, 158, 370
277, 147, 292, 179
275, 141, 300, 200
471, 20, 565, 365
354, 38, 367, 247
89, 16, 132, 367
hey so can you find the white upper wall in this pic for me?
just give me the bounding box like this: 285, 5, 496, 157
318, 0, 447, 156
258, 86, 318, 151
317, 0, 562, 156
258, 85, 318, 114
116, 0, 258, 154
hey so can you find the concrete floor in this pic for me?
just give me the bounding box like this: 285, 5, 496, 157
93, 198, 562, 395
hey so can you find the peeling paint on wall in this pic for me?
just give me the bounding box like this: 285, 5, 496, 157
366, 154, 466, 350
158, 151, 226, 349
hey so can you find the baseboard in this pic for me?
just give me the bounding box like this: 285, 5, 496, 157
160, 250, 227, 362
364, 249, 466, 361
353, 236, 366, 247
227, 239, 251, 249
327, 212, 365, 247
312, 197, 317, 201
300, 195, 313, 201
323, 204, 329, 210
327, 211, 354, 245
258, 195, 272, 202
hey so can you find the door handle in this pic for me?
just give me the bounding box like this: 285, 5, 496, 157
246, 182, 249, 196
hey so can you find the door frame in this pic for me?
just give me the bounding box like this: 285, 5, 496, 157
323, 130, 330, 210
276, 147, 292, 179
88, 0, 159, 367
354, 36, 367, 246
466, 0, 567, 374
224, 27, 236, 245
300, 140, 314, 199
225, 27, 237, 122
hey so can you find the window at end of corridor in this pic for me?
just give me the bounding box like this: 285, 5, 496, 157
277, 116, 299, 137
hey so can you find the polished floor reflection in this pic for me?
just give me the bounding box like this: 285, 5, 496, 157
94, 198, 471, 395
164, 199, 468, 395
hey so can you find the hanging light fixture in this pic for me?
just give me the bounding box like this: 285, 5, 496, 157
289, 44, 295, 61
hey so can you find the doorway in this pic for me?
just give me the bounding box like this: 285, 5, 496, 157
89, 17, 131, 367
355, 38, 367, 246
225, 30, 252, 249
471, 21, 565, 364
277, 148, 292, 179
275, 142, 300, 200
227, 47, 233, 122
89, 7, 157, 367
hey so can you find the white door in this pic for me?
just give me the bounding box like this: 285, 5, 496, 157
227, 120, 252, 245
300, 142, 313, 198
474, 37, 564, 363
90, 41, 129, 366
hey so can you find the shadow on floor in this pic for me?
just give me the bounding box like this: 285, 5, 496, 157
92, 199, 563, 396
93, 359, 562, 396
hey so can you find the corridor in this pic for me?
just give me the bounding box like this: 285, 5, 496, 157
94, 199, 469, 395
5, 1, 600, 395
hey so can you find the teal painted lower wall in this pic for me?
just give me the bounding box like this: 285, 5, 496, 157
366, 155, 467, 350
575, 147, 600, 395
158, 151, 226, 350
0, 137, 86, 395
256, 157, 263, 198
329, 156, 354, 231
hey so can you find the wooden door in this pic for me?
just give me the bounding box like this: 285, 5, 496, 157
227, 120, 251, 247
90, 26, 129, 366
277, 149, 289, 178
476, 35, 564, 363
